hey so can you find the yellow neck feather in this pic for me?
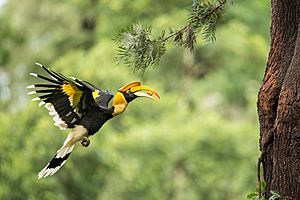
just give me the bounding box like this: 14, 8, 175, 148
112, 92, 128, 116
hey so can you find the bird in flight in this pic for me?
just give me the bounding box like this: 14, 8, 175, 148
27, 63, 160, 179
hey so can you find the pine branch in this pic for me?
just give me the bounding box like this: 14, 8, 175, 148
115, 0, 229, 72
115, 24, 166, 72
163, 0, 226, 43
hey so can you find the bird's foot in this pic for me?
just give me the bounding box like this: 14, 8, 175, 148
81, 136, 90, 147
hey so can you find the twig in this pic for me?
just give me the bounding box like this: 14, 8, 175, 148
202, 0, 227, 19
162, 0, 227, 43
162, 24, 191, 43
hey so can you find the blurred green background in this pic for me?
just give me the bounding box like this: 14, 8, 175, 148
0, 0, 270, 199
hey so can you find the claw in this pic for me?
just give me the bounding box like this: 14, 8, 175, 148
81, 136, 90, 147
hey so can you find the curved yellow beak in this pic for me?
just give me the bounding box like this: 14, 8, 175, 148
131, 85, 160, 101
119, 82, 160, 102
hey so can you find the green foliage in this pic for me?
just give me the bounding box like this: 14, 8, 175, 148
187, 0, 223, 42
116, 0, 228, 72
246, 181, 288, 200
268, 191, 282, 200
247, 190, 282, 200
0, 0, 270, 199
115, 24, 166, 72
246, 181, 266, 200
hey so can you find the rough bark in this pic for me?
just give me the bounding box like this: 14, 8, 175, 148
257, 0, 300, 199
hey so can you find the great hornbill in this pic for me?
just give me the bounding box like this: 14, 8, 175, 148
27, 63, 160, 179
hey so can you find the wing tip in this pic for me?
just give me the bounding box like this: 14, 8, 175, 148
26, 84, 35, 89
31, 97, 41, 101
35, 62, 43, 67
27, 91, 36, 95
30, 73, 38, 77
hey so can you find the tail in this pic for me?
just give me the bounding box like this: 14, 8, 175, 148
38, 125, 87, 179
38, 144, 74, 179
38, 145, 74, 179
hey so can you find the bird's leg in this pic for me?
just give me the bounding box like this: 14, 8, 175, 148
81, 136, 90, 147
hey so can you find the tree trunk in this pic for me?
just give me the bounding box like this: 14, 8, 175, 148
257, 0, 300, 199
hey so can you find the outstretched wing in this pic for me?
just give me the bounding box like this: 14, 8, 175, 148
27, 63, 113, 130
